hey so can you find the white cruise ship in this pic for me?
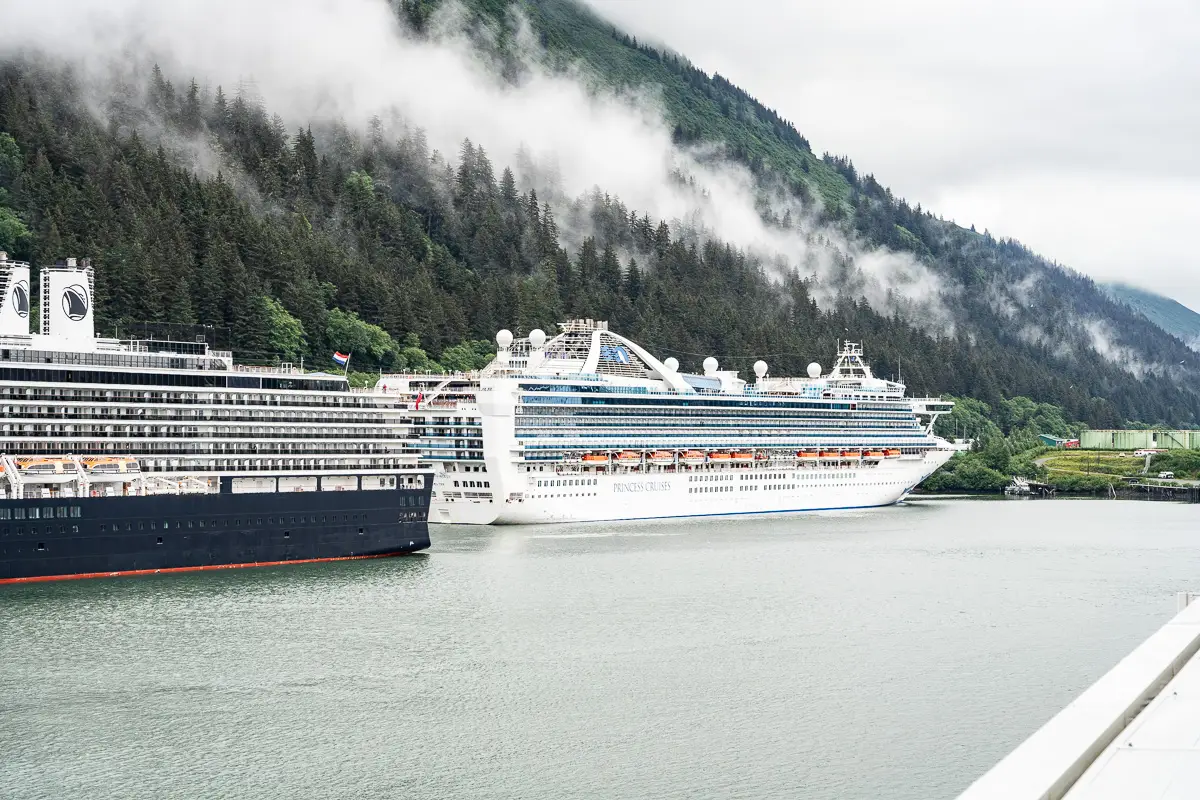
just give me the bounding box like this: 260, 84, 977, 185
379, 319, 955, 525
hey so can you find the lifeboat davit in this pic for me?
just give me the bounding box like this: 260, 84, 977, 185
681, 450, 706, 465
648, 451, 674, 465
582, 453, 609, 464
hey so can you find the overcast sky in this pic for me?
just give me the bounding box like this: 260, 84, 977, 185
583, 0, 1200, 309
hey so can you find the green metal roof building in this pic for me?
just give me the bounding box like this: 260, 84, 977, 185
1080, 429, 1200, 450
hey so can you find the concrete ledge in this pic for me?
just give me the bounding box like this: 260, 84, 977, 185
957, 594, 1200, 800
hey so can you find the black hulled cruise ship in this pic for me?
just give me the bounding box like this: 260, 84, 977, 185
0, 254, 431, 583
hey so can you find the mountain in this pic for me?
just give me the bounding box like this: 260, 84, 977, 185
2, 0, 1200, 429
1102, 283, 1200, 351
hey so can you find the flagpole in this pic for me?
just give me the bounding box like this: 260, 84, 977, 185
343, 350, 351, 378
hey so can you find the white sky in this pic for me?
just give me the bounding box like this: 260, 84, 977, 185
584, 0, 1200, 309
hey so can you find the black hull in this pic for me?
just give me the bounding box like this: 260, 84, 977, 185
0, 485, 432, 583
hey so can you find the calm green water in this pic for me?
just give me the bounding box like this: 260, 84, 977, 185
2, 499, 1198, 799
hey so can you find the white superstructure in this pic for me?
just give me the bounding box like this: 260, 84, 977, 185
0, 253, 425, 500
380, 319, 955, 525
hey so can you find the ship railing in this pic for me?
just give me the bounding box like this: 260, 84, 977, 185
233, 363, 306, 375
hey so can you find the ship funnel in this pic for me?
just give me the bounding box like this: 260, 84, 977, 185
0, 251, 32, 337
40, 258, 95, 344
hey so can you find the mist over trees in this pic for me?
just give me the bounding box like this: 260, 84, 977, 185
1, 6, 1198, 428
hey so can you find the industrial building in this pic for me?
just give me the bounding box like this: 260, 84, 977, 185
1080, 429, 1200, 450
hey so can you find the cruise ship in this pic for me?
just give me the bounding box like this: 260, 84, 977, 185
380, 319, 955, 524
0, 254, 431, 583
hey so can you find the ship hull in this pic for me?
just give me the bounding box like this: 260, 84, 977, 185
0, 485, 432, 584
432, 450, 953, 525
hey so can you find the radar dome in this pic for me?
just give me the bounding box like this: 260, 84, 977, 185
807, 362, 822, 378
529, 328, 546, 348
496, 329, 513, 349
753, 360, 768, 378
663, 356, 679, 372
703, 357, 719, 375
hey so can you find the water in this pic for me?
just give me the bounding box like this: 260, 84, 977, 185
2, 499, 1197, 800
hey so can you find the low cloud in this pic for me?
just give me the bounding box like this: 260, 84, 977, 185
2, 0, 956, 331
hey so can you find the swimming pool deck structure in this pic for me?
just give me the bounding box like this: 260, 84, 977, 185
958, 592, 1200, 799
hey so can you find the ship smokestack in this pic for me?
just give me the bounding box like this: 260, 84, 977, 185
0, 251, 32, 337
40, 256, 95, 344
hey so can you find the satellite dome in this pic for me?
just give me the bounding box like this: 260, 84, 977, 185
663, 356, 679, 372
753, 360, 768, 378
807, 362, 822, 378
529, 328, 546, 348
496, 329, 513, 349
703, 356, 719, 375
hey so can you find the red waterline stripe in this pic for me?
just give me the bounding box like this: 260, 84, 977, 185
0, 550, 420, 585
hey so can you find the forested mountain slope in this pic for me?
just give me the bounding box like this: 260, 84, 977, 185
1, 0, 1198, 428
1102, 283, 1200, 351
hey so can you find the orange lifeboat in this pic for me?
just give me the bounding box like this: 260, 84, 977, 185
681, 450, 706, 465
648, 451, 674, 465
884, 449, 901, 458
731, 452, 754, 462
708, 452, 733, 461
797, 451, 819, 460
582, 453, 608, 464
864, 450, 885, 459
818, 450, 840, 459
615, 451, 642, 464
16, 457, 70, 474
840, 450, 862, 459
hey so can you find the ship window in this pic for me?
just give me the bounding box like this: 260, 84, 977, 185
358, 528, 364, 535
0, 510, 8, 520
71, 507, 81, 518
284, 531, 290, 539
37, 542, 46, 551
100, 524, 106, 532
199, 520, 205, 529
156, 537, 163, 545
27, 508, 38, 519
138, 522, 144, 530
56, 506, 68, 518
16, 527, 23, 535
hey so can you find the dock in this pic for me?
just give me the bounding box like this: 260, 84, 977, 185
957, 592, 1200, 798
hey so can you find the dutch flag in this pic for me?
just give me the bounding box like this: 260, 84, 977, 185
332, 351, 350, 367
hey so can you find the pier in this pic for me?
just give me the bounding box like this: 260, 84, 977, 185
957, 592, 1200, 798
